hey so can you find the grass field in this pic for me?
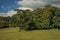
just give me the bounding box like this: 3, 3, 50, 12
0, 27, 60, 40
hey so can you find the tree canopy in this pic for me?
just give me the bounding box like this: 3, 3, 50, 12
0, 5, 60, 30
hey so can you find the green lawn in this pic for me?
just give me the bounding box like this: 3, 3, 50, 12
0, 27, 60, 40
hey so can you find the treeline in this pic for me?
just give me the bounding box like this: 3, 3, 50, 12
0, 5, 60, 30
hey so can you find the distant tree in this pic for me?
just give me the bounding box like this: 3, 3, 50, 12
0, 16, 9, 28
45, 5, 60, 29
33, 8, 51, 29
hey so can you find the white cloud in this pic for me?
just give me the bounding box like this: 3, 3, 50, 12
0, 13, 7, 17
0, 7, 33, 17
17, 0, 60, 9
0, 8, 33, 17
6, 10, 17, 16
17, 0, 47, 9
17, 7, 33, 10
0, 10, 17, 17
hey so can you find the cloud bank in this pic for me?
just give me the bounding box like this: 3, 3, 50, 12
0, 10, 17, 17
18, 0, 60, 9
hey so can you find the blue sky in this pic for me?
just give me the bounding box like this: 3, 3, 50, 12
0, 0, 60, 16
0, 0, 21, 13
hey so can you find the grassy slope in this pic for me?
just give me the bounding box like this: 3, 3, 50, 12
0, 27, 60, 40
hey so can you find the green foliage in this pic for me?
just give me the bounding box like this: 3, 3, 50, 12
33, 8, 51, 29
0, 5, 60, 30
45, 5, 60, 29
0, 16, 9, 28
